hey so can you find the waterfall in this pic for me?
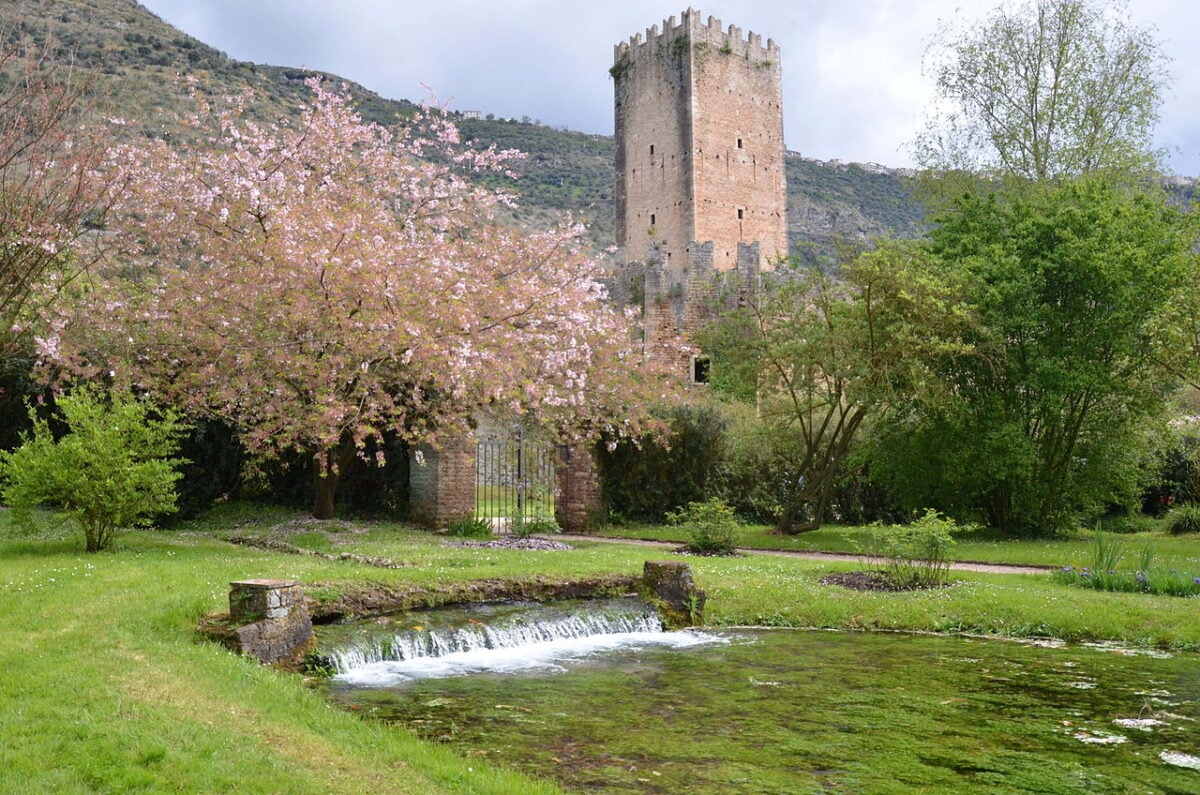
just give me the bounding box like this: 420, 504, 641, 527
320, 598, 720, 686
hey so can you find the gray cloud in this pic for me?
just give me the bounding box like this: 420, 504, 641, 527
139, 0, 1200, 175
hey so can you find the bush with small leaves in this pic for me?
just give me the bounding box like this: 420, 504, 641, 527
1101, 513, 1160, 534
0, 386, 186, 553
864, 509, 960, 589
668, 498, 740, 556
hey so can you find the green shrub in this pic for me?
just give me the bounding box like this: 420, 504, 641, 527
1165, 505, 1200, 535
864, 509, 960, 589
163, 417, 244, 524
668, 498, 740, 556
258, 432, 410, 518
509, 517, 560, 539
446, 516, 492, 538
0, 386, 187, 553
712, 407, 789, 525
1099, 513, 1160, 534
599, 404, 727, 522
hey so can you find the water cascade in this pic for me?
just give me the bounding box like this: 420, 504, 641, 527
318, 597, 720, 686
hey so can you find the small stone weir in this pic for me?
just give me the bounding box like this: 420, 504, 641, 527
203, 562, 707, 671
319, 597, 667, 677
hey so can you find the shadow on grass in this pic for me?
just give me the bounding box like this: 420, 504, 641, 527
0, 537, 93, 557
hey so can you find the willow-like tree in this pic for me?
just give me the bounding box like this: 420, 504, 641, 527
48, 80, 673, 518
916, 0, 1167, 181
701, 244, 966, 534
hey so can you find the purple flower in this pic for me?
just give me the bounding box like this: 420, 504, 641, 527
1193, 577, 1200, 586
1081, 571, 1091, 578
1062, 566, 1074, 572
1136, 571, 1147, 583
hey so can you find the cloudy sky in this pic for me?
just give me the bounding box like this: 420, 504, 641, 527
138, 0, 1200, 175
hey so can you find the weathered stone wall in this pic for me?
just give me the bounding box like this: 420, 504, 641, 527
613, 15, 693, 271
555, 444, 604, 532
223, 579, 313, 665
638, 240, 762, 376
688, 16, 788, 269
408, 435, 476, 528
613, 9, 787, 273
613, 10, 782, 382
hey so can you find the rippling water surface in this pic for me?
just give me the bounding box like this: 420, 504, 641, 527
322, 610, 1200, 793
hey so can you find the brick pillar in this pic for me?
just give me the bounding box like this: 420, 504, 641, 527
408, 433, 476, 528
555, 444, 604, 532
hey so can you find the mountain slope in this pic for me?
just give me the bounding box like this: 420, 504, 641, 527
4, 0, 929, 255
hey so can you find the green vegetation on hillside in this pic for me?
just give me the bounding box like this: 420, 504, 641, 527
785, 157, 928, 264
459, 117, 616, 247
0, 0, 938, 257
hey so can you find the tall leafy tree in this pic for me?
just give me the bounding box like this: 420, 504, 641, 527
701, 244, 966, 533
47, 80, 673, 518
916, 0, 1166, 182
871, 179, 1195, 533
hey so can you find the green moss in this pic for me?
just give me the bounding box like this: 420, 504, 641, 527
328, 629, 1200, 793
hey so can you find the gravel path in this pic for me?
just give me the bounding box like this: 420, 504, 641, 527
554, 534, 1050, 575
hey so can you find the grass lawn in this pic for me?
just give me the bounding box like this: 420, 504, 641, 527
593, 520, 1200, 571
4, 502, 1200, 792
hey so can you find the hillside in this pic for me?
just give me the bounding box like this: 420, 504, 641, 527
0, 0, 943, 256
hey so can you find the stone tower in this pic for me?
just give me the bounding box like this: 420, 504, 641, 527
613, 9, 787, 273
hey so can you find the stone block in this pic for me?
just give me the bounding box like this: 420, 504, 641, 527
226, 579, 313, 665
642, 560, 706, 628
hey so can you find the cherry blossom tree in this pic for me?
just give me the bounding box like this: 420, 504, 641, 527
51, 80, 675, 518
0, 38, 109, 363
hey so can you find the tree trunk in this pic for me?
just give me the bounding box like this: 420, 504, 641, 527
312, 439, 355, 520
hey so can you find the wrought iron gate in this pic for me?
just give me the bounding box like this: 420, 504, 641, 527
475, 430, 557, 531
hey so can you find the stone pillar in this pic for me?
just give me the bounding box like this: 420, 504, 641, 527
408, 433, 477, 529
227, 579, 313, 665
555, 444, 604, 532
642, 560, 706, 628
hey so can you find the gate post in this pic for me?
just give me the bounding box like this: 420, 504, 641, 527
408, 432, 476, 529
555, 444, 604, 532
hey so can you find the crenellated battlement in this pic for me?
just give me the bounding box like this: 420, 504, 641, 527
613, 8, 779, 66
613, 8, 786, 379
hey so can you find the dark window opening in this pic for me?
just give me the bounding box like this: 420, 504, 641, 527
650, 144, 655, 155
692, 355, 711, 384
650, 213, 656, 225
737, 208, 745, 220
736, 138, 743, 149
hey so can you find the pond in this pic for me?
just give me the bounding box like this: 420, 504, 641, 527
319, 602, 1200, 793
